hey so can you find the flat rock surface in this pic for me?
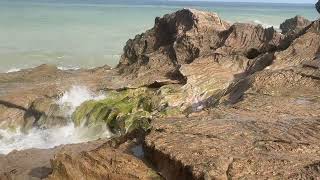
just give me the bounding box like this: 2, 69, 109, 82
145, 110, 320, 179
49, 141, 161, 180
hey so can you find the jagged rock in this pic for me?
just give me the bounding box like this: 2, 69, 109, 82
117, 8, 230, 87
214, 23, 282, 59
117, 8, 283, 89
272, 20, 320, 69
316, 0, 320, 14
280, 16, 311, 35
140, 11, 320, 179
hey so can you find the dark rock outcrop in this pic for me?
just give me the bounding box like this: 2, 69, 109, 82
316, 0, 320, 14
280, 15, 311, 35
117, 9, 230, 87
118, 9, 283, 94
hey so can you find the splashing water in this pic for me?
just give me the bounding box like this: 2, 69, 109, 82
57, 85, 105, 114
0, 86, 110, 155
6, 68, 21, 73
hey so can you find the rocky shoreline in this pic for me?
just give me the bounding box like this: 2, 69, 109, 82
0, 9, 320, 179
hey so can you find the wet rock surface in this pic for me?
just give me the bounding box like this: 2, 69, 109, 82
0, 8, 320, 179
0, 64, 126, 130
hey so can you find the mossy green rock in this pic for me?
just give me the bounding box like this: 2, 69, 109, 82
72, 88, 159, 135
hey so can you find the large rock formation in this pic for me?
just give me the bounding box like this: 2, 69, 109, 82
117, 9, 285, 88
120, 8, 320, 179
280, 15, 311, 35
0, 8, 320, 180
117, 9, 230, 87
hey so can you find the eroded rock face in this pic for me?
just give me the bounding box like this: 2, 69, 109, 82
214, 23, 282, 59
49, 142, 160, 180
280, 15, 311, 35
272, 20, 320, 70
117, 8, 284, 111
117, 9, 230, 87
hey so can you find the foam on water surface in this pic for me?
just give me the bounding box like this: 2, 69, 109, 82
0, 86, 109, 155
6, 68, 21, 73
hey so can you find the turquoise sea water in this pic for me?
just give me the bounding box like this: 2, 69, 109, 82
0, 0, 317, 72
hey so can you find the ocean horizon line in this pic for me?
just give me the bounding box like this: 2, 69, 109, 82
0, 0, 314, 6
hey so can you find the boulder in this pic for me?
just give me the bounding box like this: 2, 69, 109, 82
117, 9, 283, 89
117, 8, 230, 87
280, 16, 311, 35
272, 20, 320, 70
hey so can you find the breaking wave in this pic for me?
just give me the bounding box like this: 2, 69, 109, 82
5, 68, 21, 73
252, 20, 280, 31
0, 86, 109, 155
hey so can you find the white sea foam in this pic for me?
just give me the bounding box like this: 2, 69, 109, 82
6, 68, 21, 73
252, 20, 280, 31
57, 85, 105, 113
57, 66, 81, 71
0, 86, 109, 155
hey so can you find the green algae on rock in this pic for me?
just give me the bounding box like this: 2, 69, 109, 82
72, 88, 162, 135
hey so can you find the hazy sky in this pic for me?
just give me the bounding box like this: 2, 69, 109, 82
180, 0, 315, 4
